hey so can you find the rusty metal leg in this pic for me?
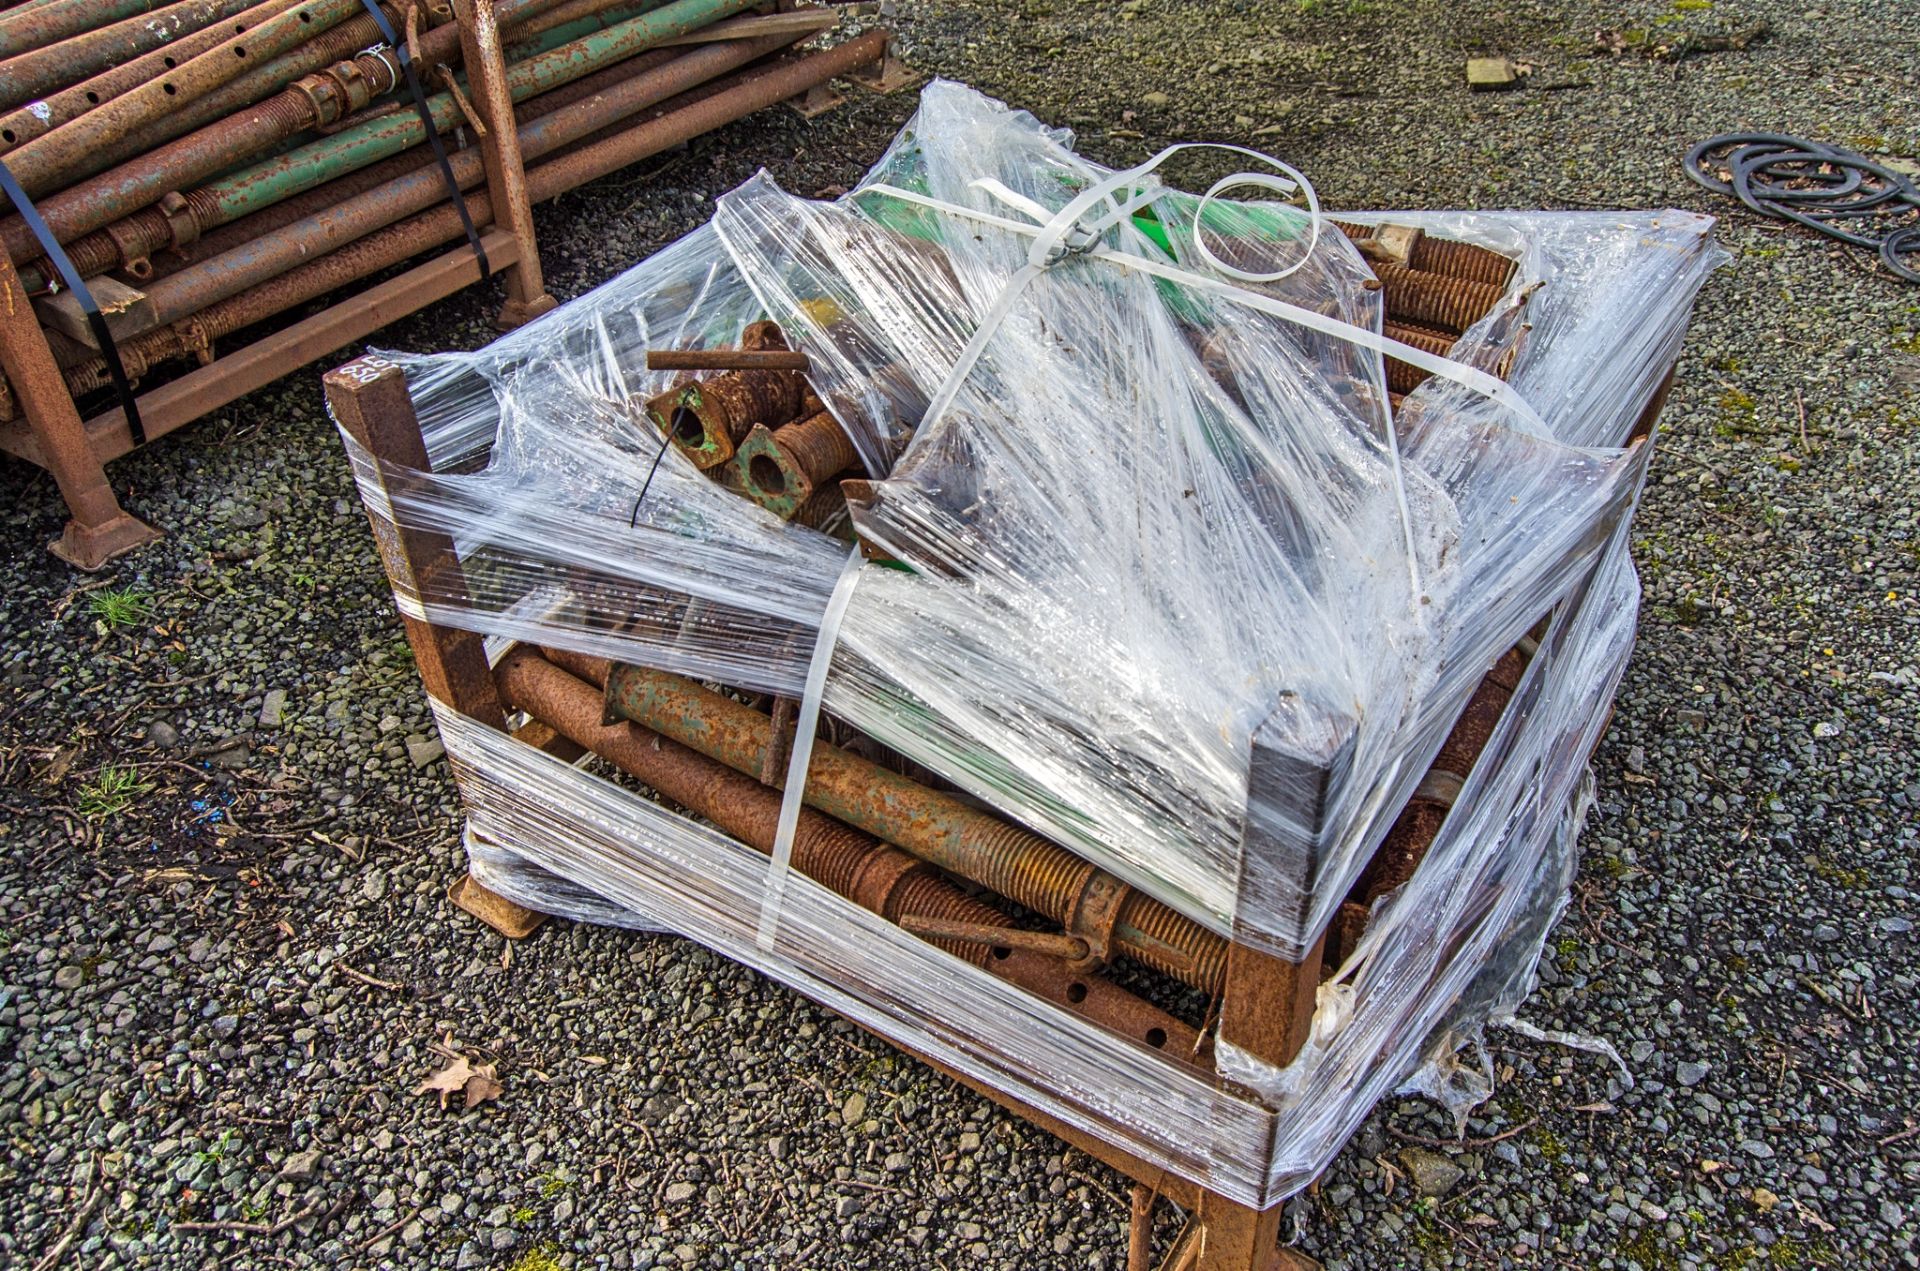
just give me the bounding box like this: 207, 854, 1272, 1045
322, 355, 508, 727
323, 356, 553, 937
786, 80, 844, 119
846, 33, 920, 95
1167, 1195, 1321, 1271
449, 868, 550, 938
454, 0, 557, 330
1155, 935, 1325, 1270
1219, 936, 1325, 1076
1128, 1183, 1159, 1271
0, 251, 160, 568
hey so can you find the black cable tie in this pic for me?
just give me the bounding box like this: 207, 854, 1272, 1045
629, 428, 675, 528
358, 0, 492, 280
0, 161, 148, 446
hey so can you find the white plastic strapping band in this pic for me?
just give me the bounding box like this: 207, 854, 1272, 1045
757, 546, 868, 950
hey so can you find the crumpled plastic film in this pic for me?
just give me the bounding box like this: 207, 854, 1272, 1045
463, 824, 666, 932
332, 80, 1725, 1204
423, 523, 1644, 1205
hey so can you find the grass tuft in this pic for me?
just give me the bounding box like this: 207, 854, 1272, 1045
76, 764, 155, 819
87, 587, 152, 631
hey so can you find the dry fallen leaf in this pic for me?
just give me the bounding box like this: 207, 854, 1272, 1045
463, 1068, 504, 1109
416, 1055, 476, 1109
1794, 1198, 1836, 1233
43, 745, 79, 784
415, 1053, 504, 1110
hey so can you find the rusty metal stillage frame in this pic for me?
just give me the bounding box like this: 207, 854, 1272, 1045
0, 6, 891, 570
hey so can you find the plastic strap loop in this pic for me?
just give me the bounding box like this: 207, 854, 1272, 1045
0, 160, 148, 445
357, 0, 491, 280
862, 177, 1546, 435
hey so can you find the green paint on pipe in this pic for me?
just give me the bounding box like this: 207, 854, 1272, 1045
201, 0, 756, 225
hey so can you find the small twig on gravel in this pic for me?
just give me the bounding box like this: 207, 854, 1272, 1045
352, 1208, 421, 1252
1389, 1118, 1538, 1150
333, 961, 404, 992
1796, 974, 1867, 1026
837, 1178, 909, 1195
1795, 387, 1811, 455
174, 1203, 320, 1236
1067, 1169, 1131, 1216
30, 1177, 103, 1271
139, 670, 220, 690
1877, 1123, 1920, 1147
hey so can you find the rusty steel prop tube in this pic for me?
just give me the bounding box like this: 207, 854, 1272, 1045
64, 0, 450, 191
495, 648, 1200, 1055
1382, 321, 1457, 396
0, 0, 576, 263
3, 0, 376, 198
0, 0, 173, 61
61, 36, 896, 392
0, 0, 262, 115
728, 406, 861, 520
13, 0, 741, 273
644, 318, 806, 467
647, 348, 812, 371
140, 34, 798, 322
1410, 234, 1517, 289
505, 0, 667, 55
180, 0, 761, 233
0, 0, 305, 155
495, 646, 1009, 968
144, 41, 680, 278
569, 652, 1228, 994
0, 0, 416, 260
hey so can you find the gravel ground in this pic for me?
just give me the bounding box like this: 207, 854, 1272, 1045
2, 1, 1916, 1268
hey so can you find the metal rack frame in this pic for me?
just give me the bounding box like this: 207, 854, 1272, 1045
0, 1, 897, 571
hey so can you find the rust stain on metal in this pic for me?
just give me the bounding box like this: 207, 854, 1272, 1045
494, 647, 1197, 1055
1372, 260, 1507, 334
897, 914, 1091, 963
731, 407, 860, 519
645, 320, 809, 468
1410, 233, 1518, 289
647, 348, 812, 371
585, 655, 1229, 994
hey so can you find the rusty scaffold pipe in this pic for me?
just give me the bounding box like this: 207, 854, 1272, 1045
64, 0, 455, 189
494, 647, 1200, 1056
61, 32, 900, 393
0, 0, 177, 62
2, 0, 380, 198
0, 0, 262, 115
142, 41, 683, 277
545, 649, 1230, 995
730, 410, 861, 519
0, 0, 306, 155
136, 33, 797, 322
0, 0, 580, 263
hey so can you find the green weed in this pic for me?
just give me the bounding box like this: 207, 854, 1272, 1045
76, 765, 155, 819
87, 587, 151, 631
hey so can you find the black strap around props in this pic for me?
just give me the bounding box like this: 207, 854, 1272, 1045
357, 0, 491, 279
0, 161, 148, 445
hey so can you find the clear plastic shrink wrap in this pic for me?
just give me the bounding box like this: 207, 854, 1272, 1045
336, 81, 1723, 1205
